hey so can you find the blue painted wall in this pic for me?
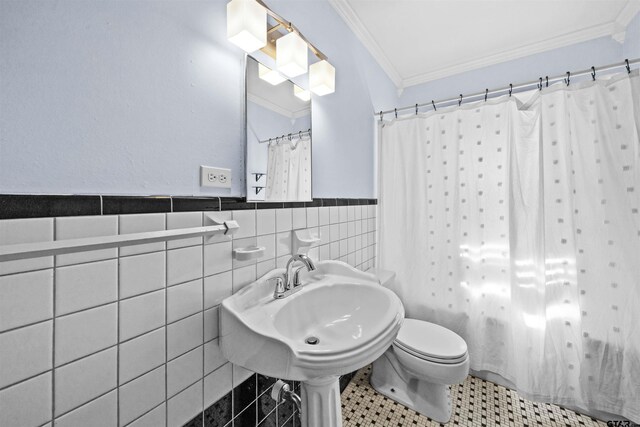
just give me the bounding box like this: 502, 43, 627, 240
0, 0, 397, 198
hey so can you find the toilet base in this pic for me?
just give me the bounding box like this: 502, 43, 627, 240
370, 354, 452, 423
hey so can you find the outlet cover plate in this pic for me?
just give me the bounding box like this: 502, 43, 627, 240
200, 166, 232, 188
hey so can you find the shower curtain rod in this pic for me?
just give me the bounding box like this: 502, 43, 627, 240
259, 128, 311, 144
377, 58, 640, 120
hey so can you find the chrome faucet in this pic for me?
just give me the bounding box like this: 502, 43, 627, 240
272, 254, 317, 299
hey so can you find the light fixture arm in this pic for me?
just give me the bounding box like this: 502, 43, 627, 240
254, 0, 328, 61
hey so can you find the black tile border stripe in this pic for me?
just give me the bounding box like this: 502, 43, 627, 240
0, 195, 377, 220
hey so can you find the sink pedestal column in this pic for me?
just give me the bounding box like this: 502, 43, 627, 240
300, 376, 342, 427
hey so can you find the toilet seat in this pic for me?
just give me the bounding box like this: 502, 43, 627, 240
394, 319, 468, 365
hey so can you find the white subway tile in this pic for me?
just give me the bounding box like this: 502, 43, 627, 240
347, 237, 356, 254
204, 271, 232, 310
55, 304, 117, 366
119, 252, 165, 299
0, 372, 51, 427
55, 260, 117, 316
127, 403, 165, 427
339, 223, 348, 240
203, 307, 219, 342
0, 269, 52, 332
204, 363, 232, 408
319, 244, 331, 261
54, 390, 116, 427
167, 279, 202, 323
330, 242, 340, 260
256, 234, 275, 260
167, 313, 203, 361
167, 212, 202, 249
54, 348, 117, 416
275, 232, 291, 258
119, 290, 165, 342
204, 241, 232, 276
318, 207, 330, 226
232, 210, 256, 239
167, 246, 202, 287
55, 216, 118, 267
347, 205, 356, 222
119, 328, 165, 385
329, 224, 340, 243
119, 213, 165, 257
339, 206, 348, 223
232, 364, 253, 387
204, 338, 227, 375
119, 366, 165, 426
347, 221, 355, 238
276, 255, 289, 269
355, 205, 363, 220
340, 240, 348, 257
0, 218, 53, 276
329, 206, 340, 224
306, 207, 319, 228
275, 209, 292, 232
167, 347, 203, 398
0, 321, 52, 389
318, 225, 330, 244
257, 258, 276, 278
292, 208, 306, 230
232, 265, 256, 293
167, 380, 202, 427
256, 209, 276, 236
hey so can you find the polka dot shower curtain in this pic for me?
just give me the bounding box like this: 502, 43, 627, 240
378, 70, 640, 422
265, 136, 311, 201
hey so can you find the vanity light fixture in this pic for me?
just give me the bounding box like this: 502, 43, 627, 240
258, 63, 287, 85
309, 60, 335, 96
276, 32, 308, 78
226, 0, 336, 95
293, 84, 311, 102
226, 0, 267, 53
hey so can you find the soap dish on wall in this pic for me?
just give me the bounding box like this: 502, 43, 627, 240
233, 246, 265, 261
293, 229, 321, 254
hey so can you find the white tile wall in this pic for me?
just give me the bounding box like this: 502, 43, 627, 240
0, 205, 377, 427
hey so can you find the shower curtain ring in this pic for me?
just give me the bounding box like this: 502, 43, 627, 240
546, 76, 549, 87
509, 84, 513, 97
484, 88, 488, 102
625, 59, 631, 74
379, 111, 383, 122
394, 108, 397, 119
432, 100, 436, 111
538, 77, 543, 91
299, 131, 302, 139
288, 133, 292, 141
565, 71, 570, 86
591, 66, 596, 81
415, 104, 418, 115
458, 94, 463, 106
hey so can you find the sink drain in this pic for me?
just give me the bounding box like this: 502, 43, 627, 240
305, 336, 320, 345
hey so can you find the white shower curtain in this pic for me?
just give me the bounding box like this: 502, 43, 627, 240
378, 71, 640, 422
265, 137, 311, 201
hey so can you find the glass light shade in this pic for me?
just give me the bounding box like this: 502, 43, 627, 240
309, 60, 335, 96
227, 0, 266, 53
258, 63, 287, 85
276, 32, 308, 78
293, 84, 311, 101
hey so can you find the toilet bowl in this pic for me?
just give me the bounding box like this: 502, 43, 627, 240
369, 270, 470, 423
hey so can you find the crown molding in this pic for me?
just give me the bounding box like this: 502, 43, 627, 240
247, 93, 311, 119
403, 21, 616, 87
330, 0, 639, 90
328, 0, 404, 89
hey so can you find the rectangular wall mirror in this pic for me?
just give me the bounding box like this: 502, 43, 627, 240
245, 56, 312, 202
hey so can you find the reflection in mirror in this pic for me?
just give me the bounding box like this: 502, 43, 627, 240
246, 56, 312, 202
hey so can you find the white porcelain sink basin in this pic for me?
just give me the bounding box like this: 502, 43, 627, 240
220, 260, 404, 381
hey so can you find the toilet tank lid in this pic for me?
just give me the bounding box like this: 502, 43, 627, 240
370, 269, 396, 287
395, 319, 468, 360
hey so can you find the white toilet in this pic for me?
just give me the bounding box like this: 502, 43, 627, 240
370, 270, 470, 423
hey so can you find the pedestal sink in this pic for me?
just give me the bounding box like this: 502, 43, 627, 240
220, 260, 404, 427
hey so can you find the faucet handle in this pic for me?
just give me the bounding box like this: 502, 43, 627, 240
269, 276, 286, 299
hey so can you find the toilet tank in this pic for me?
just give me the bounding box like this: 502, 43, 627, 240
371, 269, 396, 288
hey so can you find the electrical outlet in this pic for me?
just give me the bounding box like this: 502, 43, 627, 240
201, 166, 232, 188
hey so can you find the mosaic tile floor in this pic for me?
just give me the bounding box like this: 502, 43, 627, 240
341, 366, 607, 427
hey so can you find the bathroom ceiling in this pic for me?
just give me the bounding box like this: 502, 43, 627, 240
329, 0, 640, 89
